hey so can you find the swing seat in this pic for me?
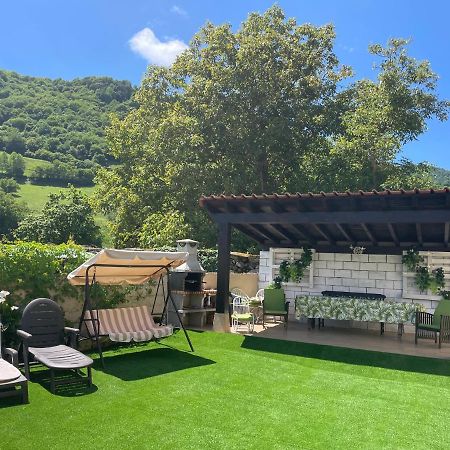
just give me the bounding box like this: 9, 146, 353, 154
84, 305, 173, 343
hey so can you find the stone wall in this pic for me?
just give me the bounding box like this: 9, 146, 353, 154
259, 248, 450, 332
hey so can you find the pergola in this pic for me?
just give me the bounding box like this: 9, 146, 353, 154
199, 188, 450, 322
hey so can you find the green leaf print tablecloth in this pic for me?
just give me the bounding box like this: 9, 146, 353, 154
295, 295, 424, 324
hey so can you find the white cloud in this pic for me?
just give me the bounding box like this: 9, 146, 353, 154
171, 5, 188, 17
129, 28, 188, 67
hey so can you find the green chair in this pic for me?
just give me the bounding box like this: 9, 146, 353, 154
263, 289, 289, 329
415, 299, 450, 348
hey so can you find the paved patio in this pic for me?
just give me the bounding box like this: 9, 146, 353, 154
237, 320, 450, 360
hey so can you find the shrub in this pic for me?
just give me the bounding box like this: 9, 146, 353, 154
0, 241, 148, 346
0, 177, 19, 193
15, 186, 101, 245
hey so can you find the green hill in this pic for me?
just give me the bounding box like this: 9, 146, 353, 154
0, 69, 134, 164
432, 166, 450, 187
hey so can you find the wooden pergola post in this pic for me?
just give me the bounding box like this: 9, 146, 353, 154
213, 222, 231, 332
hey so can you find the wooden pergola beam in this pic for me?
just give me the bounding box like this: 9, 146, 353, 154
233, 224, 265, 245
387, 223, 399, 246
215, 222, 231, 316
270, 224, 300, 243
335, 223, 355, 244
213, 209, 450, 225
246, 224, 280, 244
291, 224, 315, 245
416, 224, 423, 246
311, 224, 334, 245
360, 223, 377, 246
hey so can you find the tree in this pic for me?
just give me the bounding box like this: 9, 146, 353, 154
95, 6, 449, 248
139, 211, 191, 248
0, 68, 134, 165
15, 186, 101, 245
4, 130, 26, 154
0, 190, 28, 238
0, 177, 19, 193
327, 39, 449, 191
96, 6, 351, 246
0, 151, 25, 179
9, 152, 25, 178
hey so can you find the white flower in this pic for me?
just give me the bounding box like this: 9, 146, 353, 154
0, 290, 10, 304
10, 306, 19, 311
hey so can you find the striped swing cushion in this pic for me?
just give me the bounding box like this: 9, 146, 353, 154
84, 305, 173, 343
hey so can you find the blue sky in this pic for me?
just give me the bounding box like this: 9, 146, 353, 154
1, 0, 449, 169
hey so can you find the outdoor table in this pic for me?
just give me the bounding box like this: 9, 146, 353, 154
295, 295, 423, 335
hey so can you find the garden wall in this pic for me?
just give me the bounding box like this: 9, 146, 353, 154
54, 272, 258, 324
259, 249, 450, 333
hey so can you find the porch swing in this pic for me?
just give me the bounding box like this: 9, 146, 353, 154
67, 249, 194, 366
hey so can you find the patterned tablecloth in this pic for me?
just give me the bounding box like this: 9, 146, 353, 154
295, 295, 424, 324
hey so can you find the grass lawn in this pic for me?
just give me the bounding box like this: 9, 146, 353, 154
23, 157, 52, 178
16, 182, 112, 245
17, 182, 96, 211
2, 332, 450, 449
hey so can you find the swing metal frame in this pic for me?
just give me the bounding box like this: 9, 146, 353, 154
77, 262, 194, 367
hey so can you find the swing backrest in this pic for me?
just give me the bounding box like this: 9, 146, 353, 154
84, 305, 158, 336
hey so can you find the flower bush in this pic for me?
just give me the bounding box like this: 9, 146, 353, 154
0, 241, 149, 346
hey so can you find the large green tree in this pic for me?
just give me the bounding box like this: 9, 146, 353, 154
0, 190, 27, 238
96, 6, 449, 248
15, 186, 101, 245
327, 39, 449, 191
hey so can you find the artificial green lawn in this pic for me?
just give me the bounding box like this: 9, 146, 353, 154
2, 331, 450, 449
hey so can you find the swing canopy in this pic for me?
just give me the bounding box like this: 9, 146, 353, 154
67, 249, 189, 286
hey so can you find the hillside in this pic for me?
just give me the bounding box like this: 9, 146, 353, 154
432, 166, 450, 187
0, 69, 135, 165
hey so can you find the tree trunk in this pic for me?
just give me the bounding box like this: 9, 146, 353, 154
257, 150, 269, 193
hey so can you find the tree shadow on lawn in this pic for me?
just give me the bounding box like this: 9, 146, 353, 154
241, 335, 450, 376
96, 346, 215, 381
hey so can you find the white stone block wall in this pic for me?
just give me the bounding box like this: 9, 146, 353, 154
259, 249, 450, 329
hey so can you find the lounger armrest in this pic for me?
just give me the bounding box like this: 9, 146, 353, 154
64, 327, 79, 348
64, 326, 79, 335
17, 329, 32, 341
4, 347, 19, 367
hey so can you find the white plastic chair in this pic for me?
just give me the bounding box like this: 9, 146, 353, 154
255, 289, 264, 303
231, 296, 254, 333
230, 288, 250, 300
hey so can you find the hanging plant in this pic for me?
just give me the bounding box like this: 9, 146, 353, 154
415, 266, 431, 293
402, 248, 424, 272
279, 247, 313, 283
279, 260, 291, 282
430, 267, 445, 294
290, 259, 305, 283
403, 248, 446, 294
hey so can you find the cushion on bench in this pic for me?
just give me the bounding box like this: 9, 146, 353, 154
83, 305, 173, 343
